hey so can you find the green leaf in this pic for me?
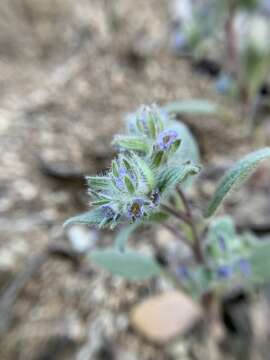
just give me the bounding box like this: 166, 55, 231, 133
89, 248, 161, 280
158, 163, 200, 194
249, 241, 270, 284
205, 148, 270, 217
115, 223, 140, 251
63, 208, 104, 228
163, 100, 218, 115
112, 135, 149, 153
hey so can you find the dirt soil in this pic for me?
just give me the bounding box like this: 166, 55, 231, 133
1, 1, 270, 359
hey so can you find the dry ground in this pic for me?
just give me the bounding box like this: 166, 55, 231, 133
1, 1, 270, 359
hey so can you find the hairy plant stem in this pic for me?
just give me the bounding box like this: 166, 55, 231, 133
161, 204, 191, 224
176, 186, 205, 264
161, 222, 192, 250
225, 1, 237, 76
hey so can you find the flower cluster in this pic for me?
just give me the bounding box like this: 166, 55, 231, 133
205, 216, 254, 283
84, 104, 199, 228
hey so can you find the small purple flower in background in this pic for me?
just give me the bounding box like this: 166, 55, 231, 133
237, 259, 251, 277
215, 73, 233, 95
217, 265, 233, 279
101, 205, 116, 220
171, 31, 188, 55
156, 130, 179, 150
127, 198, 145, 220
177, 265, 191, 281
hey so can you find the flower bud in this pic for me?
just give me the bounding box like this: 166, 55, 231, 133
101, 205, 116, 220
217, 265, 233, 279
156, 129, 179, 150
127, 104, 167, 139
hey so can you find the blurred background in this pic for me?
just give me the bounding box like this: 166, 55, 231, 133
1, 0, 270, 359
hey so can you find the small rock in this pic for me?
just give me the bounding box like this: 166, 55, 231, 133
0, 249, 17, 287
66, 225, 98, 253
130, 291, 202, 344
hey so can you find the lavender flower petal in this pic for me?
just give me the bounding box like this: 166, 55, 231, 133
127, 198, 145, 220
217, 265, 232, 279
237, 259, 251, 277
101, 205, 116, 220
156, 130, 179, 150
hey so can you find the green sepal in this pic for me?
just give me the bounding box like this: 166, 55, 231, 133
112, 160, 119, 177
86, 176, 111, 190
112, 135, 149, 153
151, 151, 164, 167
134, 154, 155, 191
124, 176, 135, 194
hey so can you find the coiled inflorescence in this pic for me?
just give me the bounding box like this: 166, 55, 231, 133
84, 104, 199, 228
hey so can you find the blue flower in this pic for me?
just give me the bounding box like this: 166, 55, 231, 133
127, 198, 145, 220
215, 74, 233, 95
177, 266, 191, 281
101, 205, 116, 220
171, 31, 188, 54
237, 259, 251, 277
156, 130, 179, 150
217, 265, 232, 279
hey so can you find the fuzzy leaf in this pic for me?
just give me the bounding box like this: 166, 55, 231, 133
112, 135, 149, 153
205, 148, 270, 217
89, 248, 161, 280
158, 163, 200, 194
64, 208, 104, 228
249, 241, 270, 284
163, 100, 218, 115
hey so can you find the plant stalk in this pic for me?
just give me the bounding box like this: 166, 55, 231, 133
176, 186, 205, 264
